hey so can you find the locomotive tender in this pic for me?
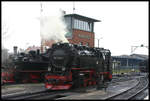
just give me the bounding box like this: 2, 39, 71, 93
45, 43, 112, 90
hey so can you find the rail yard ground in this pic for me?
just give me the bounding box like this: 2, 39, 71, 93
1, 83, 45, 95
1, 73, 148, 100
112, 68, 140, 75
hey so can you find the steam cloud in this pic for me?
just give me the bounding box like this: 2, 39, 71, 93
40, 10, 69, 43
2, 8, 69, 53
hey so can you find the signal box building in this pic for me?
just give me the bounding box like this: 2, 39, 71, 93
64, 14, 100, 47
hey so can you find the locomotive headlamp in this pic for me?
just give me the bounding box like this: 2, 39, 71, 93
79, 73, 84, 76
62, 67, 66, 71
48, 67, 51, 71
57, 43, 60, 45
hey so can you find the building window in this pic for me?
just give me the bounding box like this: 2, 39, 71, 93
73, 19, 92, 32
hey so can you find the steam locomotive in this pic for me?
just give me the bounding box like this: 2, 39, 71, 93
1, 48, 50, 84
45, 43, 112, 90
12, 49, 51, 83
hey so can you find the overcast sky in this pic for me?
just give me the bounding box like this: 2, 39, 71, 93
2, 1, 149, 56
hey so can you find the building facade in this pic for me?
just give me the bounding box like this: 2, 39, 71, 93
64, 14, 100, 47
112, 54, 148, 69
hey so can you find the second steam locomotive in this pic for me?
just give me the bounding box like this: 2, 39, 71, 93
45, 43, 112, 90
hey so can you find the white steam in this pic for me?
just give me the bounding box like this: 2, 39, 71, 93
2, 5, 69, 53
40, 10, 69, 43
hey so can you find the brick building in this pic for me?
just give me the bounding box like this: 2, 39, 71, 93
64, 14, 100, 47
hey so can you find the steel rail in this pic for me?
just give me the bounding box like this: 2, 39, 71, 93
106, 76, 148, 100
2, 90, 48, 100
128, 77, 149, 100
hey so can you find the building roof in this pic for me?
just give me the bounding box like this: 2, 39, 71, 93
64, 14, 100, 22
112, 54, 148, 60
112, 55, 136, 59
130, 54, 148, 60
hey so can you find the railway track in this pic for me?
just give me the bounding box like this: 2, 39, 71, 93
2, 86, 96, 100
29, 78, 135, 100
2, 90, 46, 100
106, 76, 149, 100
111, 76, 132, 83
2, 75, 147, 100
1, 76, 130, 100
2, 90, 66, 100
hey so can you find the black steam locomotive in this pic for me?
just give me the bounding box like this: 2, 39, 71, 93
13, 49, 50, 71
45, 43, 112, 90
11, 49, 50, 83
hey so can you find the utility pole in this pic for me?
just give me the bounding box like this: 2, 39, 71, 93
40, 3, 43, 13
40, 3, 43, 53
131, 44, 148, 74
73, 1, 75, 14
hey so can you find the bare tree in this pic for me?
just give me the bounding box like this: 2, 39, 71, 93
2, 21, 13, 68
2, 21, 11, 41
2, 48, 9, 67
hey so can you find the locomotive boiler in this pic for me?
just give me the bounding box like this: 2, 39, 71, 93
45, 43, 112, 90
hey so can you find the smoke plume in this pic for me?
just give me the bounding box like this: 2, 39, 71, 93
40, 10, 69, 43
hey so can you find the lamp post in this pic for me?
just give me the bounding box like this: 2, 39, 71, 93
95, 37, 103, 48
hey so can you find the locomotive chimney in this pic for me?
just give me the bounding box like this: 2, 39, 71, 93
13, 46, 18, 55
63, 10, 66, 15
37, 49, 40, 55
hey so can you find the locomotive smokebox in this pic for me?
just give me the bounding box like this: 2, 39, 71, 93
13, 46, 18, 55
